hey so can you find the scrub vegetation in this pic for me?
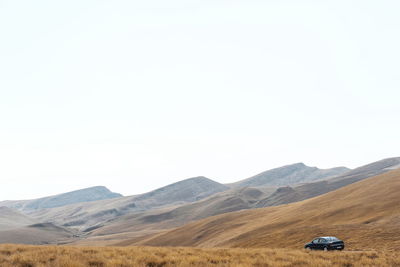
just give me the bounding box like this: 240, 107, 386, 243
0, 244, 399, 267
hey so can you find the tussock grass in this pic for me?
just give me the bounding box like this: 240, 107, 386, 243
0, 245, 399, 267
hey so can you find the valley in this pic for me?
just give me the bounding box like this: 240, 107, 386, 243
1, 157, 400, 266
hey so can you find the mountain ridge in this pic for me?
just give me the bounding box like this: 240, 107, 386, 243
0, 186, 122, 212
229, 163, 350, 188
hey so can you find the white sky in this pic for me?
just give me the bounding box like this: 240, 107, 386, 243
1, 0, 399, 200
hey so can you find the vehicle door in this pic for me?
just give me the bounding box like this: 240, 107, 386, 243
310, 238, 319, 249
318, 238, 327, 249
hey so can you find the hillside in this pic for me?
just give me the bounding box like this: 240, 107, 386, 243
0, 223, 76, 245
70, 158, 397, 245
0, 207, 76, 245
255, 157, 400, 207
134, 168, 400, 250
230, 163, 350, 187
0, 186, 122, 212
27, 176, 228, 231
0, 207, 37, 230
1, 159, 398, 247
80, 186, 276, 242
69, 158, 398, 245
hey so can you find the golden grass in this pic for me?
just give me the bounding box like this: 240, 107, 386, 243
0, 244, 399, 267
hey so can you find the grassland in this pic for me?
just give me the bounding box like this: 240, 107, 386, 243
0, 244, 399, 267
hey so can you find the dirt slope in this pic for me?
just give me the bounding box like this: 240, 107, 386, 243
134, 168, 400, 250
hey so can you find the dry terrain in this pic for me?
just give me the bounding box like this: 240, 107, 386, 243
130, 168, 400, 251
1, 158, 400, 250
73, 158, 400, 246
1, 244, 400, 267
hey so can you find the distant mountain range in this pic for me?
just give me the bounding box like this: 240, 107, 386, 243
0, 157, 399, 246
0, 186, 122, 212
90, 157, 400, 246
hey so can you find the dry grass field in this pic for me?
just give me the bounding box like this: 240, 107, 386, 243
1, 244, 400, 267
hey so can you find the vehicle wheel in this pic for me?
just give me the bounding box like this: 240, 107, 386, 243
305, 247, 311, 251
323, 247, 328, 252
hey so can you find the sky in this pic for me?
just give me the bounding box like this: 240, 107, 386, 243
0, 0, 399, 200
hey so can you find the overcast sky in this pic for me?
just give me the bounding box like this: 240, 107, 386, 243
1, 0, 399, 200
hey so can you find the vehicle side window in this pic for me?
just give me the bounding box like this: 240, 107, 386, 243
320, 238, 326, 243
312, 239, 318, 244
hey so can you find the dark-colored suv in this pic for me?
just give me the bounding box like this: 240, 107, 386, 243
304, 236, 344, 251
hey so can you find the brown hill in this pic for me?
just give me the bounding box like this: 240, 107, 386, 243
72, 158, 398, 245
255, 157, 400, 207
133, 168, 400, 250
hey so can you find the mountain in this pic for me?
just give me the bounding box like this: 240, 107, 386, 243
71, 159, 395, 245
133, 168, 400, 251
2, 158, 398, 246
78, 186, 276, 244
26, 176, 229, 232
229, 163, 350, 188
0, 186, 122, 212
255, 157, 400, 207
65, 158, 398, 245
131, 176, 229, 206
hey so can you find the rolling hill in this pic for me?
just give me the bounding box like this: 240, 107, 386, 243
133, 168, 400, 251
1, 158, 399, 247
79, 186, 276, 242
26, 176, 228, 232
70, 158, 397, 245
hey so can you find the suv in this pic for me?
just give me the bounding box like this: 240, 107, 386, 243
304, 236, 344, 251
